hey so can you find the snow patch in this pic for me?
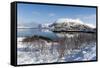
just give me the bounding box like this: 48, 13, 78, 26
17, 37, 96, 65
56, 18, 95, 28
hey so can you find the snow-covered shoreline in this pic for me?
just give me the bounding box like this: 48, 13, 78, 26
17, 37, 96, 65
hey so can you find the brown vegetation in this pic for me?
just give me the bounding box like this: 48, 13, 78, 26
21, 33, 96, 59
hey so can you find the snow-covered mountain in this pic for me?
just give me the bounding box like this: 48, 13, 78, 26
50, 18, 96, 31
41, 23, 52, 28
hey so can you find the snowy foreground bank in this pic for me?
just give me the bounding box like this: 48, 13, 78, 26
17, 37, 96, 65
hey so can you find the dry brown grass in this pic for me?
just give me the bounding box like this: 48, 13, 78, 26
21, 33, 96, 59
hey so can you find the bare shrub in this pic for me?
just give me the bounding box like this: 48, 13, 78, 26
20, 33, 96, 59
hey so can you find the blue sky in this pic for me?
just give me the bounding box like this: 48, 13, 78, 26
17, 3, 96, 26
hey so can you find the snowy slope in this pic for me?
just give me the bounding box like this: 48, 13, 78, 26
17, 37, 96, 65
55, 18, 95, 28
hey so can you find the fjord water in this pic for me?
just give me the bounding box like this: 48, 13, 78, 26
17, 28, 59, 40
17, 28, 96, 65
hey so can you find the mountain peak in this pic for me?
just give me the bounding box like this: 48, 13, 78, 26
56, 18, 83, 24
55, 18, 95, 28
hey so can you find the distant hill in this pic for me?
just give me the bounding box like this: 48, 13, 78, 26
49, 18, 96, 32
17, 22, 40, 28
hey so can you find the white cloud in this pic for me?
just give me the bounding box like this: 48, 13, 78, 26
74, 14, 96, 27
56, 18, 84, 24
48, 13, 55, 17
83, 14, 96, 19
76, 14, 96, 23
17, 24, 26, 28
17, 23, 30, 28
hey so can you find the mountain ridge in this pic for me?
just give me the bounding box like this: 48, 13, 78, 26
49, 18, 96, 32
